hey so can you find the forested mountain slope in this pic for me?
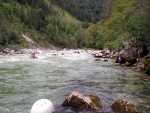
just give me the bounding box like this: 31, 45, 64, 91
50, 0, 107, 22
85, 0, 150, 50
0, 0, 83, 50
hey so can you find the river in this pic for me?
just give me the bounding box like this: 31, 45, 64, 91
0, 50, 149, 113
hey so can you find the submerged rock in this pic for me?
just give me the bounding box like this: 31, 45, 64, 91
62, 91, 102, 111
111, 99, 141, 113
94, 58, 108, 62
94, 59, 101, 61
141, 76, 150, 82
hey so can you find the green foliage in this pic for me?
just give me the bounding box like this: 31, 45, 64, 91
50, 0, 107, 22
125, 62, 131, 66
85, 24, 97, 48
123, 0, 150, 45
0, 0, 85, 49
91, 0, 150, 50
104, 38, 122, 50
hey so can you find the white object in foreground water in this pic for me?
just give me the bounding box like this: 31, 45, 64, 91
31, 99, 54, 113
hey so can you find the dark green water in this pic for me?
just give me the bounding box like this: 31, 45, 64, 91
0, 50, 149, 113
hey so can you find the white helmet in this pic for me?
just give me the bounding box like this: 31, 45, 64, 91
31, 99, 54, 113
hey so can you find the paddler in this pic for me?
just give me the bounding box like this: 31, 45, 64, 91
30, 53, 37, 58
118, 57, 122, 65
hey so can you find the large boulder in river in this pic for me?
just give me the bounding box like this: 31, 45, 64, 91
62, 91, 102, 110
117, 44, 149, 66
111, 99, 141, 113
10, 50, 16, 55
94, 58, 108, 62
119, 44, 149, 58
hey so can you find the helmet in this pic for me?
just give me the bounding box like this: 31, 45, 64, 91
31, 99, 54, 113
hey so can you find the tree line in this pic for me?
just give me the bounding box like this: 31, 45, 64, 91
84, 0, 150, 50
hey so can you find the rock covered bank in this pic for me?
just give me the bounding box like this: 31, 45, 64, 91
87, 44, 150, 75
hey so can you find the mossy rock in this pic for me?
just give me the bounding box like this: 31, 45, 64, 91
111, 99, 142, 113
125, 62, 131, 66
62, 91, 102, 110
89, 95, 102, 109
127, 57, 137, 65
94, 59, 101, 61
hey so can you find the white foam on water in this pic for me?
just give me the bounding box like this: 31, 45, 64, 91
61, 52, 92, 61
0, 106, 9, 113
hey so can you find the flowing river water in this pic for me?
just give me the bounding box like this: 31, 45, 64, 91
0, 50, 149, 113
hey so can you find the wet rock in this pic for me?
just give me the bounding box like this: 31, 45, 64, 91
102, 55, 110, 58
113, 52, 119, 58
94, 59, 101, 61
115, 57, 137, 66
125, 62, 131, 66
125, 57, 137, 66
94, 58, 108, 62
94, 53, 103, 58
111, 99, 141, 113
15, 50, 22, 54
102, 58, 108, 62
101, 48, 111, 58
10, 50, 16, 55
87, 50, 103, 58
62, 91, 102, 110
141, 76, 150, 82
104, 48, 111, 54
3, 48, 10, 54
